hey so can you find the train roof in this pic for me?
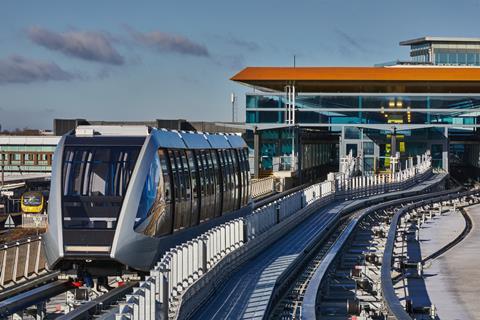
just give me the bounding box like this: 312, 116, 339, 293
70, 126, 246, 149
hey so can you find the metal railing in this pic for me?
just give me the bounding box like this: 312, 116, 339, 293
0, 236, 47, 287
251, 176, 275, 198
113, 152, 434, 319
336, 151, 432, 199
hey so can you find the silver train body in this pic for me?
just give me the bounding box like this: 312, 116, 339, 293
43, 126, 251, 276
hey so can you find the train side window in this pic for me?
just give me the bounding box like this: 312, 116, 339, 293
225, 149, 234, 212
226, 149, 235, 212
135, 151, 161, 228
174, 150, 189, 229
180, 150, 192, 228
157, 149, 173, 235
168, 150, 182, 231
240, 148, 247, 206
205, 151, 216, 220
237, 149, 245, 207
243, 149, 250, 205
226, 149, 235, 210
219, 150, 230, 214
201, 151, 213, 220
231, 149, 241, 210
197, 150, 207, 222
212, 150, 223, 217
187, 150, 199, 226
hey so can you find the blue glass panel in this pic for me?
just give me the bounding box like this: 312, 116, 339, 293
467, 53, 475, 65
448, 53, 457, 64
136, 152, 161, 226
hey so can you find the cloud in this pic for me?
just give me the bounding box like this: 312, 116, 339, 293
0, 55, 76, 85
218, 34, 260, 51
128, 27, 210, 57
334, 29, 369, 55
214, 54, 245, 70
27, 27, 124, 65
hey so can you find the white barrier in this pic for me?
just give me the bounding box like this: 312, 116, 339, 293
251, 177, 275, 198
115, 151, 433, 319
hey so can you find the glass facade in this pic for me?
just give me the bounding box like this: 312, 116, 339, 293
247, 93, 480, 173
435, 51, 480, 66
246, 94, 480, 127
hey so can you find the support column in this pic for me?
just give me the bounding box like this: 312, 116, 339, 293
296, 126, 302, 182
391, 127, 397, 173
253, 127, 260, 179
443, 127, 449, 172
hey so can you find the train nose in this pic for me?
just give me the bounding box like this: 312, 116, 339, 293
63, 228, 115, 255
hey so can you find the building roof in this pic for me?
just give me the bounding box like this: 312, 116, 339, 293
231, 66, 480, 93
0, 136, 61, 145
400, 36, 480, 46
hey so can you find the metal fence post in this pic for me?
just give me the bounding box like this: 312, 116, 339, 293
24, 239, 31, 278
0, 246, 7, 286
34, 239, 42, 274
12, 243, 20, 282
200, 236, 207, 275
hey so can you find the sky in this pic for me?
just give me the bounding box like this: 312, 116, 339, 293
1, 0, 480, 130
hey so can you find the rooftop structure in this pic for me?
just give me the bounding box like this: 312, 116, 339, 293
400, 36, 480, 65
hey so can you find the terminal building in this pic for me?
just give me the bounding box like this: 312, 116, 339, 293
232, 37, 480, 181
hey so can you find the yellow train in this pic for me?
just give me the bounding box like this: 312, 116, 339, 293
21, 191, 45, 214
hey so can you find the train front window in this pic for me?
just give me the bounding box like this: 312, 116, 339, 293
62, 146, 140, 229
23, 193, 42, 206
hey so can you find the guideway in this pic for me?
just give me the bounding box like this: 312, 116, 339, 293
413, 202, 480, 319
190, 173, 446, 319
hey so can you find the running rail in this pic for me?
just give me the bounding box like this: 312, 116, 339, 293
381, 187, 480, 320
301, 183, 456, 319
0, 280, 72, 317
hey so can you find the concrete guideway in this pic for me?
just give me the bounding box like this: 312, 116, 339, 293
379, 188, 480, 320
189, 174, 446, 320
418, 203, 480, 319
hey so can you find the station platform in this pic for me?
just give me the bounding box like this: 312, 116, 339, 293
190, 173, 446, 319
416, 203, 480, 319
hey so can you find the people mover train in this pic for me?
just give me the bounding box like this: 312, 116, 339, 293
43, 126, 251, 277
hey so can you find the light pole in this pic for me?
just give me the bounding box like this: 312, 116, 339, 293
230, 93, 236, 123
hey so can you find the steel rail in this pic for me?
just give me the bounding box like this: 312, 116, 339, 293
0, 270, 59, 301
380, 188, 480, 320
0, 279, 72, 317
421, 207, 473, 263
56, 281, 139, 320
300, 187, 458, 320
